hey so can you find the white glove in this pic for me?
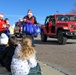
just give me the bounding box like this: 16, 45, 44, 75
2, 24, 6, 28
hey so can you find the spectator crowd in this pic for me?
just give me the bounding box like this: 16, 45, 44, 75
0, 9, 42, 75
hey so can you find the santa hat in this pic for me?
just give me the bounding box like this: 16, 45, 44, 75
0, 14, 4, 17
0, 33, 8, 45
28, 11, 33, 16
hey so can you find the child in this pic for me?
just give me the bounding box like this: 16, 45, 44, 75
11, 36, 41, 75
0, 35, 18, 72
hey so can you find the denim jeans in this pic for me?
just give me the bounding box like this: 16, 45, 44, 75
26, 33, 34, 45
31, 34, 34, 45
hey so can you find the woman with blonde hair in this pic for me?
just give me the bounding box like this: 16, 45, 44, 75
11, 36, 39, 75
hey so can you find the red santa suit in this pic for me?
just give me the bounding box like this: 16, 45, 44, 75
0, 14, 7, 32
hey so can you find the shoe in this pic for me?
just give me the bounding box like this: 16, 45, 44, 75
32, 44, 35, 47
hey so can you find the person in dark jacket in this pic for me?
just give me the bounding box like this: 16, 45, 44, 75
0, 35, 18, 72
23, 9, 37, 24
23, 9, 38, 47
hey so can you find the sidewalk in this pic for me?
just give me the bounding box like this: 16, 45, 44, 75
0, 62, 65, 75
39, 62, 65, 75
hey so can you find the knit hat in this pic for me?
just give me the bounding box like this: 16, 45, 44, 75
0, 33, 8, 45
0, 14, 4, 17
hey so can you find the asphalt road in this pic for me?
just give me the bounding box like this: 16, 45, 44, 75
0, 34, 76, 75
33, 35, 76, 75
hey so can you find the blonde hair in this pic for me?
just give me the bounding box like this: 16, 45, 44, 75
18, 36, 36, 60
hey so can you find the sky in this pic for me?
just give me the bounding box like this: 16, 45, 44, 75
0, 0, 76, 26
